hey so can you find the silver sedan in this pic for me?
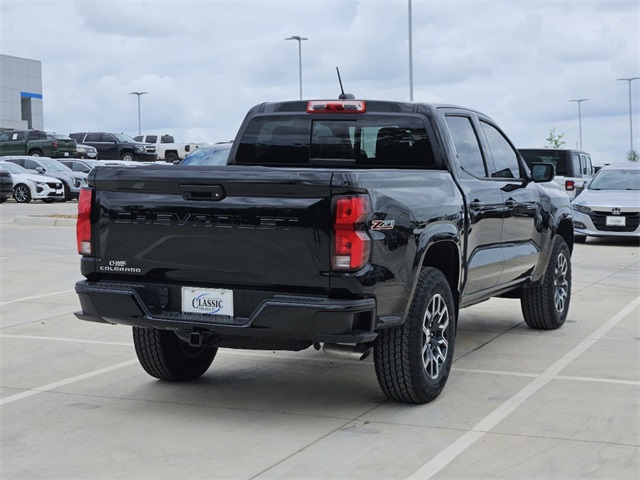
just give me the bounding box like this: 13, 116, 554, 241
572, 162, 640, 242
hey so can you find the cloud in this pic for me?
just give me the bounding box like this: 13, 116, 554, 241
1, 0, 638, 162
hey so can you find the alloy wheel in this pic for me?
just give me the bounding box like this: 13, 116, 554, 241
421, 293, 450, 380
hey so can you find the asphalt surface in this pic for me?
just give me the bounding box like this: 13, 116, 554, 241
1, 199, 638, 480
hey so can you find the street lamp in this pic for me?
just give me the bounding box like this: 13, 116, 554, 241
569, 98, 589, 150
129, 91, 148, 135
408, 0, 413, 101
285, 36, 308, 100
617, 77, 640, 156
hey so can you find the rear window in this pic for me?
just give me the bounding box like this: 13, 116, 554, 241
235, 115, 439, 169
519, 150, 568, 176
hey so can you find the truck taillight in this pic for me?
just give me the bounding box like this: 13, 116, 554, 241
332, 196, 371, 270
52, 140, 58, 149
565, 180, 575, 191
76, 187, 93, 255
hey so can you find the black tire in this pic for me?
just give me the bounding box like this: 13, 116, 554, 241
121, 152, 134, 162
521, 235, 571, 330
574, 235, 587, 244
13, 184, 32, 203
0, 196, 6, 203
165, 151, 178, 163
42, 198, 54, 203
62, 182, 71, 201
374, 267, 456, 404
132, 327, 217, 381
29, 149, 43, 157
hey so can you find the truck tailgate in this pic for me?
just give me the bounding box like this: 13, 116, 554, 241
90, 166, 333, 290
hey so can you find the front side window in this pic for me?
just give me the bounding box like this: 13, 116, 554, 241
445, 116, 486, 177
480, 121, 521, 179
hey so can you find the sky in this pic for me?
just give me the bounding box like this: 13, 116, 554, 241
1, 0, 639, 165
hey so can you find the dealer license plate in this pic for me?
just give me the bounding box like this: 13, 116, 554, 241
182, 287, 234, 317
606, 216, 625, 227
64, 152, 69, 157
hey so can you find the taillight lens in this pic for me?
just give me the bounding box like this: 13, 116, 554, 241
52, 140, 58, 149
565, 180, 575, 191
76, 187, 93, 255
307, 100, 366, 113
332, 196, 371, 270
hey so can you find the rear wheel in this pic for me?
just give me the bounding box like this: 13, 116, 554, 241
13, 184, 31, 203
133, 327, 217, 381
165, 151, 178, 163
374, 267, 456, 404
521, 235, 571, 330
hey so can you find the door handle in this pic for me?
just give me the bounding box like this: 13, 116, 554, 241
504, 198, 517, 209
470, 200, 484, 210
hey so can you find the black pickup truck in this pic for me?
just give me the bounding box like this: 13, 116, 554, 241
75, 99, 574, 404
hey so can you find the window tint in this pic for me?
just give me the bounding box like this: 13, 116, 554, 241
480, 121, 521, 179
133, 136, 143, 142
11, 132, 25, 141
146, 135, 157, 143
85, 133, 102, 142
445, 116, 486, 177
520, 150, 569, 176
0, 132, 10, 141
161, 135, 174, 143
580, 154, 593, 176
236, 115, 437, 168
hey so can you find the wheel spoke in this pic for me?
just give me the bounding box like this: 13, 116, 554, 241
421, 293, 450, 379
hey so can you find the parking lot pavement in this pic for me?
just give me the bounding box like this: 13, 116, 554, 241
1, 201, 639, 479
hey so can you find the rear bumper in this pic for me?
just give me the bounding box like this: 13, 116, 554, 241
75, 280, 377, 343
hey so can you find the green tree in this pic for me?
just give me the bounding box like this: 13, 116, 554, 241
627, 150, 639, 162
545, 128, 566, 148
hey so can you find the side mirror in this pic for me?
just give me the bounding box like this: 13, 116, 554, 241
82, 168, 90, 173
35, 166, 45, 174
530, 163, 555, 183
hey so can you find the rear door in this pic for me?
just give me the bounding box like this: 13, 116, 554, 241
443, 112, 505, 295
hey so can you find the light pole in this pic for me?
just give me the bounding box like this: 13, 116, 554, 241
569, 98, 589, 150
408, 0, 413, 101
130, 91, 148, 135
285, 36, 308, 100
617, 77, 639, 156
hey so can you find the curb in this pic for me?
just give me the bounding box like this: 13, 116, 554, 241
14, 215, 77, 227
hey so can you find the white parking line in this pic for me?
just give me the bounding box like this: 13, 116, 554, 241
0, 334, 131, 346
0, 289, 75, 306
0, 359, 139, 406
407, 294, 640, 480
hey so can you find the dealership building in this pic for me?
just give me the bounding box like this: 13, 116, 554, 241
0, 54, 44, 132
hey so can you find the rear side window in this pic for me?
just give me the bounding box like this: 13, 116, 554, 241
85, 133, 102, 142
445, 116, 486, 177
161, 135, 174, 143
235, 115, 439, 169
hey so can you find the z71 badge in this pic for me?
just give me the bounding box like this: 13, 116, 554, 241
371, 220, 395, 230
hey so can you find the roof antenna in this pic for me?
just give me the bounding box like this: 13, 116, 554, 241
336, 67, 355, 100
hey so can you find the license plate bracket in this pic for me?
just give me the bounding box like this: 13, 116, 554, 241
181, 287, 234, 317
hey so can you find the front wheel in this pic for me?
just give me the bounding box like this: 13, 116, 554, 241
521, 235, 571, 330
29, 149, 43, 157
121, 152, 134, 162
133, 327, 217, 381
13, 184, 32, 203
374, 267, 456, 404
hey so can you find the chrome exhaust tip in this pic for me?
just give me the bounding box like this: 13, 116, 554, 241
323, 343, 372, 361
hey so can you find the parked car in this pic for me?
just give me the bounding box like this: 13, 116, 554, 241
69, 132, 156, 162
519, 148, 594, 199
0, 130, 78, 158
76, 144, 98, 159
572, 162, 640, 242
0, 165, 13, 203
58, 158, 103, 173
133, 134, 206, 162
0, 156, 87, 200
0, 161, 65, 203
178, 142, 232, 166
